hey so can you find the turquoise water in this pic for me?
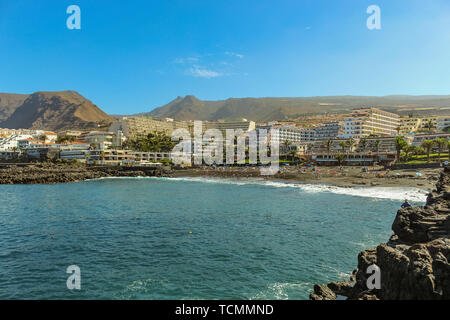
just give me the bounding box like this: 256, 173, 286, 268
0, 177, 426, 299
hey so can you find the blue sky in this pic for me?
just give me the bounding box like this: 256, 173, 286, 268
1, 0, 450, 114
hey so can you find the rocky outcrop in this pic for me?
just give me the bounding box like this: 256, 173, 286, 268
310, 167, 450, 300
0, 163, 172, 184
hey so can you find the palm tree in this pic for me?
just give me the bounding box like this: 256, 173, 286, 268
421, 140, 435, 163
335, 154, 345, 166
395, 136, 408, 162
325, 139, 333, 161
424, 120, 435, 132
359, 138, 367, 152
346, 138, 356, 153
100, 151, 106, 164
280, 139, 290, 161
339, 141, 347, 153
326, 139, 332, 154
290, 149, 297, 162
373, 139, 381, 153
434, 138, 447, 163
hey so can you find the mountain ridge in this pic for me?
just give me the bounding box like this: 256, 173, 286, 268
0, 91, 114, 131
142, 95, 450, 121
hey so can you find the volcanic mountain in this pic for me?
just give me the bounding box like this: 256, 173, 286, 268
144, 95, 450, 122
0, 93, 29, 122
0, 91, 114, 131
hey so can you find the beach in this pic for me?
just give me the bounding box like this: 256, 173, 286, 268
172, 166, 441, 191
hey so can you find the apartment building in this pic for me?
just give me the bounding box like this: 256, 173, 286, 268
203, 120, 256, 133
339, 108, 400, 139
257, 125, 305, 144
399, 116, 439, 134
312, 122, 342, 140
437, 117, 450, 132
79, 131, 114, 150
87, 150, 171, 165
399, 117, 421, 134
309, 138, 357, 154
411, 133, 450, 146
110, 117, 190, 138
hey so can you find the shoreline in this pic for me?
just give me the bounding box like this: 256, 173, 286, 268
0, 163, 441, 191
0, 163, 171, 184
170, 166, 441, 191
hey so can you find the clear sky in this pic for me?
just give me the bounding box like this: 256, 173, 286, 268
1, 0, 450, 114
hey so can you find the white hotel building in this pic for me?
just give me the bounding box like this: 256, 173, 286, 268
339, 108, 400, 139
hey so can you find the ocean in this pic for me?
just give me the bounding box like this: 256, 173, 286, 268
0, 177, 427, 299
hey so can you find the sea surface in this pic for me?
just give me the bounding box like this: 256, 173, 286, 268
0, 177, 427, 299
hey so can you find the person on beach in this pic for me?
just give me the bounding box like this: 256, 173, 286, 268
401, 199, 411, 208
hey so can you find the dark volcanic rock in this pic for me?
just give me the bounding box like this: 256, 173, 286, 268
311, 167, 450, 300
0, 163, 172, 184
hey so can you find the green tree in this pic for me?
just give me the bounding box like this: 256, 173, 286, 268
421, 140, 435, 163
326, 139, 332, 157
434, 138, 447, 162
359, 138, 367, 152
373, 139, 381, 153
124, 131, 176, 152
339, 141, 347, 153
283, 139, 291, 160
395, 136, 408, 162
424, 120, 435, 132
335, 154, 345, 166
346, 138, 356, 153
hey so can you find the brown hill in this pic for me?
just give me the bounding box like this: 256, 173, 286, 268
0, 91, 114, 131
0, 93, 29, 122
145, 95, 450, 121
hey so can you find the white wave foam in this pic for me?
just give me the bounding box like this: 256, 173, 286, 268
157, 176, 428, 202
250, 282, 313, 300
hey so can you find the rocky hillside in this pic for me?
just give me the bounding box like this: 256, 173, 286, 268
0, 91, 113, 131
144, 95, 450, 122
310, 168, 450, 300
0, 93, 29, 122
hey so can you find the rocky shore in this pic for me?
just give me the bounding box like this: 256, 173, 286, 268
310, 167, 450, 300
0, 163, 171, 184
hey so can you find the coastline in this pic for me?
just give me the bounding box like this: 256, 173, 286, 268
0, 163, 441, 191
171, 166, 441, 191
310, 167, 450, 300
0, 163, 171, 184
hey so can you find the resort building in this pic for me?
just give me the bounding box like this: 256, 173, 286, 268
339, 108, 400, 139
399, 116, 439, 134
399, 117, 422, 134
0, 151, 20, 160
109, 117, 190, 138
87, 150, 171, 165
132, 151, 171, 162
437, 117, 450, 132
411, 133, 450, 146
311, 152, 396, 166
79, 131, 115, 150
58, 130, 84, 138
308, 138, 357, 154
0, 134, 33, 151
280, 142, 309, 157
312, 122, 343, 141
257, 124, 305, 144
